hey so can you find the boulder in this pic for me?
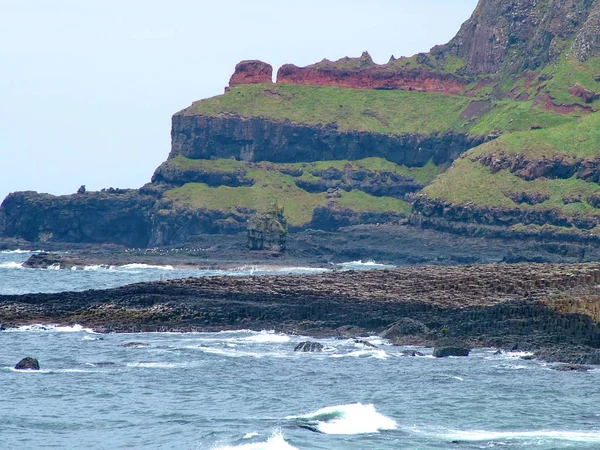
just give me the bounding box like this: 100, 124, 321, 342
400, 350, 424, 357
14, 357, 40, 370
294, 341, 323, 352
380, 318, 429, 339
433, 346, 470, 358
353, 339, 377, 348
553, 364, 591, 372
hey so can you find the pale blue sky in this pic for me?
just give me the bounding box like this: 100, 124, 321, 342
0, 0, 478, 201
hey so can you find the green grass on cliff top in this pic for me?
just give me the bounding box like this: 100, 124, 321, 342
163, 156, 411, 226
179, 83, 576, 138
423, 111, 600, 218
180, 84, 471, 135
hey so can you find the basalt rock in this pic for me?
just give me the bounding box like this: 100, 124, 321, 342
0, 190, 155, 247
151, 160, 254, 188
294, 341, 323, 352
170, 114, 487, 166
432, 346, 470, 358
14, 357, 40, 370
432, 0, 600, 74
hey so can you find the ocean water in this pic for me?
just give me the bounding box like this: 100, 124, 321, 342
1, 251, 599, 449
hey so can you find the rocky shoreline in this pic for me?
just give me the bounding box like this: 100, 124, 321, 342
1, 261, 599, 365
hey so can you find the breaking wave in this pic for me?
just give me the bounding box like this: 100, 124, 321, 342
288, 403, 397, 434
3, 324, 95, 333
0, 262, 23, 269
212, 431, 298, 450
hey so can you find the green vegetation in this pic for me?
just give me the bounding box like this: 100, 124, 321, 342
543, 56, 600, 106
163, 156, 413, 226
182, 84, 471, 135
425, 157, 600, 214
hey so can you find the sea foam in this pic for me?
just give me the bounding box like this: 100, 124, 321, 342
443, 429, 600, 443
0, 262, 23, 269
213, 431, 298, 450
4, 324, 95, 333
288, 403, 397, 434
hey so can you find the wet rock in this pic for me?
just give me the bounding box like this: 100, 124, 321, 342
381, 318, 429, 339
552, 363, 591, 372
433, 346, 470, 358
354, 339, 377, 348
121, 342, 149, 348
15, 357, 40, 370
294, 341, 323, 352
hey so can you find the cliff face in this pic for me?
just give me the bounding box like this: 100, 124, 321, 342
433, 0, 600, 74
0, 190, 156, 247
170, 114, 486, 166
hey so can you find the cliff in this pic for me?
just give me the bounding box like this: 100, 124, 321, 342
2, 0, 600, 247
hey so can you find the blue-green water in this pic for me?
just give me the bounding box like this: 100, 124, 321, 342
1, 251, 599, 449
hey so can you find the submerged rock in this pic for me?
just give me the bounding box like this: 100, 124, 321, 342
354, 339, 377, 348
14, 357, 40, 370
432, 346, 470, 358
552, 364, 591, 372
121, 342, 149, 348
294, 341, 323, 352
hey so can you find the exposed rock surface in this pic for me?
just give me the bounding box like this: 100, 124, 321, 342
0, 190, 155, 247
276, 52, 468, 94
433, 0, 600, 74
1, 263, 600, 363
170, 114, 487, 165
228, 60, 273, 87
14, 357, 40, 370
294, 342, 324, 352
433, 346, 471, 358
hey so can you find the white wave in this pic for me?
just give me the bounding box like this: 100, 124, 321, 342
242, 331, 291, 343
331, 349, 389, 359
337, 260, 396, 270
0, 262, 23, 269
4, 324, 95, 333
444, 429, 600, 443
47, 263, 61, 270
288, 403, 397, 435
120, 263, 175, 270
127, 362, 179, 368
0, 249, 37, 254
213, 431, 297, 450
82, 264, 111, 271
243, 432, 259, 439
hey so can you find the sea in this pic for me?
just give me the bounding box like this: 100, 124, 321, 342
1, 250, 599, 449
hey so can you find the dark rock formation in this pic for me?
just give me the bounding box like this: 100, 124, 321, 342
247, 204, 288, 251
2, 263, 600, 363
380, 318, 429, 339
0, 190, 155, 247
294, 342, 324, 352
276, 52, 468, 94
433, 346, 470, 358
354, 339, 377, 348
121, 342, 149, 348
295, 166, 423, 199
170, 114, 488, 166
22, 252, 91, 270
552, 363, 591, 372
151, 160, 254, 188
14, 357, 40, 370
411, 196, 600, 237
228, 60, 273, 87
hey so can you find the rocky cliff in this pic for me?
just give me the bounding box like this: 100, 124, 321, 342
2, 0, 600, 247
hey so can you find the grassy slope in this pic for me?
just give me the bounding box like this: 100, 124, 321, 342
424, 112, 600, 221
163, 156, 412, 226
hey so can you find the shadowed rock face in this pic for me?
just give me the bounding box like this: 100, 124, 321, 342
169, 114, 487, 166
433, 0, 600, 74
14, 357, 40, 370
0, 190, 155, 247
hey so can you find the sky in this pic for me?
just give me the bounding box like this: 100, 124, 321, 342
0, 0, 478, 202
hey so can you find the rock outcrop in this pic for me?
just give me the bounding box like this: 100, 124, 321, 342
0, 190, 156, 247
2, 263, 600, 364
14, 357, 40, 370
277, 52, 468, 94
432, 346, 470, 358
228, 60, 273, 87
294, 342, 324, 352
432, 0, 600, 74
170, 114, 486, 166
